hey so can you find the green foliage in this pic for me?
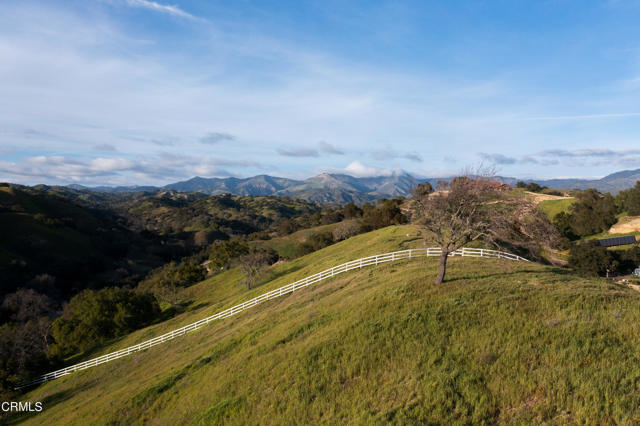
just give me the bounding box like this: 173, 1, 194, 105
123, 192, 322, 238
516, 181, 547, 192
341, 202, 362, 219
616, 181, 640, 215
568, 242, 614, 276
361, 197, 406, 231
553, 189, 617, 238
0, 184, 164, 301
209, 240, 251, 270
571, 190, 617, 236
295, 231, 335, 257
568, 241, 640, 277
51, 287, 159, 356
139, 260, 206, 290
553, 211, 578, 241
276, 218, 297, 236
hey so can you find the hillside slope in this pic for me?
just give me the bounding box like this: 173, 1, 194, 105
9, 226, 640, 424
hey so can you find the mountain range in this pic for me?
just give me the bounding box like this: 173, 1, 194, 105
66, 168, 640, 204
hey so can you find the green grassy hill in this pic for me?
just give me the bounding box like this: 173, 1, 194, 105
9, 226, 640, 424
538, 197, 576, 219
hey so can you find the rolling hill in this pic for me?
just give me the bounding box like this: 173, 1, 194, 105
9, 226, 640, 424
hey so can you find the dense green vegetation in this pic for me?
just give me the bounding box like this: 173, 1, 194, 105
7, 226, 640, 424
0, 184, 163, 299
515, 181, 563, 196
50, 288, 160, 357
553, 189, 617, 240
568, 242, 640, 277
617, 181, 640, 215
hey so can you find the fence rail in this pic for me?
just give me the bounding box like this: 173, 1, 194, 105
17, 247, 527, 389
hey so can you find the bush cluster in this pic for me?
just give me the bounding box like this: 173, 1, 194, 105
553, 189, 617, 240
568, 242, 640, 277
51, 287, 160, 357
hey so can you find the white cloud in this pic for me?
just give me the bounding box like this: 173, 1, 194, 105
0, 153, 265, 186
123, 0, 197, 20
343, 161, 395, 178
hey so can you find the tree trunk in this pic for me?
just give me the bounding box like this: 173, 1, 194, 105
435, 251, 448, 284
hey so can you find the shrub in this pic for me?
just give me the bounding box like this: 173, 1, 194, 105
569, 190, 617, 236
616, 181, 640, 215
209, 240, 250, 270
568, 242, 614, 276
361, 198, 406, 231
51, 288, 160, 356
341, 202, 362, 219
554, 189, 617, 238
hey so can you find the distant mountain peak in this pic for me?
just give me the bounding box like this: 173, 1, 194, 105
62, 167, 640, 202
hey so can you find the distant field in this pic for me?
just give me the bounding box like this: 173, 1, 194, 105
537, 197, 575, 219
10, 225, 640, 424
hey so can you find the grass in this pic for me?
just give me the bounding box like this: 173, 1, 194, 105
9, 226, 640, 424
538, 198, 576, 219
251, 222, 345, 259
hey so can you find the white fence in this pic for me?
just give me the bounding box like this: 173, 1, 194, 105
18, 247, 527, 389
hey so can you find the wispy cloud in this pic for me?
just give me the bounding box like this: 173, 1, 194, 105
94, 144, 117, 152
200, 132, 236, 145
318, 141, 344, 155
537, 148, 640, 158
123, 0, 197, 20
150, 138, 176, 147
479, 152, 517, 165
479, 148, 640, 168
277, 148, 319, 158
520, 112, 640, 121
371, 150, 422, 162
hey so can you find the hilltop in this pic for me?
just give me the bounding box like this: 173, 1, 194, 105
9, 226, 640, 424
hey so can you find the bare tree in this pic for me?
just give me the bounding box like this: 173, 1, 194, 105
239, 250, 277, 290
412, 175, 500, 284
412, 172, 559, 284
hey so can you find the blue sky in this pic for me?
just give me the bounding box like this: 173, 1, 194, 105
2, 0, 640, 185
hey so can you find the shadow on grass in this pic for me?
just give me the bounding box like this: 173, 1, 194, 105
2, 381, 94, 425
185, 301, 209, 313
444, 267, 574, 283
267, 263, 305, 282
